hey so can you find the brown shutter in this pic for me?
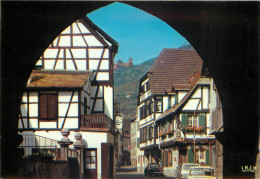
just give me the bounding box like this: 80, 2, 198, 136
48, 94, 57, 119
155, 125, 158, 138
39, 94, 48, 119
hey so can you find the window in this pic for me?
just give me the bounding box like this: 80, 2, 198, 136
188, 115, 198, 127
168, 96, 171, 109
39, 93, 57, 120
195, 149, 205, 164
169, 150, 172, 166
85, 149, 97, 169
155, 97, 163, 113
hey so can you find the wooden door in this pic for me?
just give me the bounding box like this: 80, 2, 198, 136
84, 149, 97, 179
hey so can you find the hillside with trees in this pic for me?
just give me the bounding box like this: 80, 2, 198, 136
114, 44, 193, 120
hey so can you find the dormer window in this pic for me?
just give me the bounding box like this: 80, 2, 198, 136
155, 96, 163, 113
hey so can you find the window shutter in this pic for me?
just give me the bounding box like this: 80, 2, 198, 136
182, 114, 188, 127
206, 149, 210, 165
141, 128, 144, 143
39, 94, 48, 119
148, 127, 150, 140
199, 114, 206, 129
137, 138, 140, 148
165, 151, 168, 167
188, 149, 194, 163
161, 151, 164, 166
155, 125, 158, 138
175, 94, 178, 104
144, 127, 146, 141
48, 94, 57, 119
168, 96, 171, 109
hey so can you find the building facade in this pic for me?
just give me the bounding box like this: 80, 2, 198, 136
135, 49, 222, 177
130, 116, 137, 168
18, 17, 118, 179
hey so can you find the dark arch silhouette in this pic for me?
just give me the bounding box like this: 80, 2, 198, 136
1, 1, 258, 177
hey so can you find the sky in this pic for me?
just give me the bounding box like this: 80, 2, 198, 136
87, 2, 188, 65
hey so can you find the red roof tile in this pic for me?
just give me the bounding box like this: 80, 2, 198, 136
27, 70, 92, 89
148, 49, 202, 95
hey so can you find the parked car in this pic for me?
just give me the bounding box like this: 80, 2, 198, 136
187, 166, 216, 179
176, 163, 200, 179
144, 163, 163, 176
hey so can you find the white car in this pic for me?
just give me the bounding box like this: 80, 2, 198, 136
176, 163, 200, 178
187, 166, 216, 179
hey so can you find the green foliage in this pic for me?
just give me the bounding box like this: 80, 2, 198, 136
114, 58, 156, 119
23, 150, 54, 160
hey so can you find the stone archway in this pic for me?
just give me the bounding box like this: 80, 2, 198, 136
1, 1, 258, 177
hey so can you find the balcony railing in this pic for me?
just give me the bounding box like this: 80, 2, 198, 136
80, 114, 112, 130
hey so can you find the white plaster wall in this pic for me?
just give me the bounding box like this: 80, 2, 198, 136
163, 96, 168, 112
183, 99, 200, 110
80, 131, 108, 179
21, 104, 28, 117
29, 104, 38, 117
55, 60, 64, 70
96, 72, 109, 81
71, 49, 86, 58
89, 60, 99, 70
59, 36, 71, 47
66, 60, 76, 70
73, 36, 87, 46
191, 87, 201, 98
63, 118, 78, 129
39, 122, 56, 128
100, 60, 109, 70
18, 119, 23, 129
44, 49, 59, 58
44, 60, 55, 69
29, 119, 38, 128
75, 60, 87, 70
29, 92, 38, 102
85, 35, 103, 47
203, 87, 209, 109
178, 91, 187, 103
104, 86, 113, 119
89, 49, 103, 59
94, 99, 103, 111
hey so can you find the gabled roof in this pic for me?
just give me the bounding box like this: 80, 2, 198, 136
156, 77, 209, 122
82, 16, 119, 53
27, 70, 92, 89
147, 49, 203, 95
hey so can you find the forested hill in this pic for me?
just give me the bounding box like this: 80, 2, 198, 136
114, 44, 193, 119
114, 58, 156, 87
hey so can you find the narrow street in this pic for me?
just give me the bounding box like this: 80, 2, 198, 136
115, 167, 176, 179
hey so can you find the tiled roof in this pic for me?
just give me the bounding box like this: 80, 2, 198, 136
148, 49, 202, 95
156, 77, 209, 122
27, 70, 92, 89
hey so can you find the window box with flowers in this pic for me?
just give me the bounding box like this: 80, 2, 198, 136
182, 125, 204, 133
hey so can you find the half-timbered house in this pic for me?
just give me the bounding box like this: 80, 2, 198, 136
18, 16, 118, 179
136, 49, 219, 177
